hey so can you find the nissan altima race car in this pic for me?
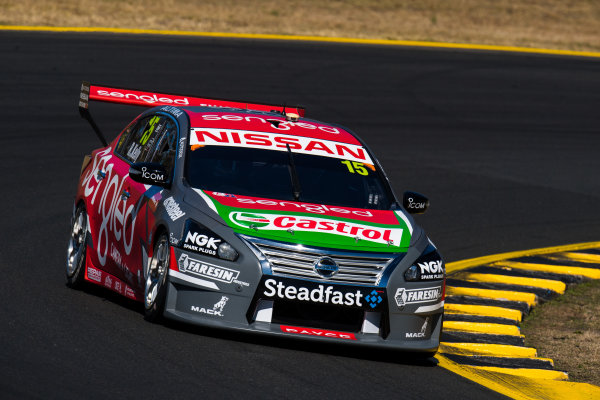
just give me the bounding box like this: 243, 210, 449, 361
67, 82, 445, 353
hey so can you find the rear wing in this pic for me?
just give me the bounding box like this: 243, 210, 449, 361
78, 81, 306, 146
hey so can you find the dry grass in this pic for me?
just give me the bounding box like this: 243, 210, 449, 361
1, 0, 599, 52
521, 279, 600, 386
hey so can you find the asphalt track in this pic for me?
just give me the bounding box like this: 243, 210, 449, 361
1, 31, 599, 400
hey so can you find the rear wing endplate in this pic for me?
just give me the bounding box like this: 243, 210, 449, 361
78, 81, 306, 146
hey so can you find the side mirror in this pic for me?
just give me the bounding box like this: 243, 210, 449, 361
129, 163, 169, 187
403, 191, 429, 214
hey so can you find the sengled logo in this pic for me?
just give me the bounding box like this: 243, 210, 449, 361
96, 90, 190, 105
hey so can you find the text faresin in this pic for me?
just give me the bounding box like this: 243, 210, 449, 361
263, 279, 364, 307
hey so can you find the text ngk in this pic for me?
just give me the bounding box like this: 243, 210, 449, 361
418, 260, 443, 274
185, 232, 221, 250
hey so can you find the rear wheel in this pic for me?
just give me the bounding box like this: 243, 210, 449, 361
66, 205, 88, 288
144, 233, 170, 322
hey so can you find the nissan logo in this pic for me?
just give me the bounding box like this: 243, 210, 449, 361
313, 257, 339, 278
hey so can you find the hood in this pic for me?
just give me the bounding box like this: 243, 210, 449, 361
196, 190, 413, 253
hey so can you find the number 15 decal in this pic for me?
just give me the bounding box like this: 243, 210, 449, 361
341, 160, 369, 175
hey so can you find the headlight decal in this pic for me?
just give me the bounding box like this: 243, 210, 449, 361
404, 244, 445, 281
181, 220, 238, 261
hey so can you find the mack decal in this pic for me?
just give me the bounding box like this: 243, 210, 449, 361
178, 253, 239, 283
406, 317, 430, 339
191, 296, 229, 317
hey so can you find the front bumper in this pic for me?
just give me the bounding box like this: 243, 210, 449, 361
165, 246, 444, 352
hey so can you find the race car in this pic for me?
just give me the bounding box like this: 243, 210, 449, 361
67, 82, 445, 353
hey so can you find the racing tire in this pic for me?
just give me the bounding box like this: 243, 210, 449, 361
144, 233, 170, 322
66, 205, 88, 288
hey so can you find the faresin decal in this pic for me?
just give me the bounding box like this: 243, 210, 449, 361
190, 128, 374, 165
203, 191, 411, 252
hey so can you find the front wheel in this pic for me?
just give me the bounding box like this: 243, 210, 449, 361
66, 205, 88, 288
144, 233, 170, 322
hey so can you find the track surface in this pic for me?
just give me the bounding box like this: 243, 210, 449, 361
1, 32, 599, 399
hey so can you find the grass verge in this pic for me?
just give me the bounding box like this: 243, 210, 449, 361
0, 0, 599, 52
521, 279, 600, 386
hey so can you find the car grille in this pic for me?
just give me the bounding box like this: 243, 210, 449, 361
245, 237, 395, 285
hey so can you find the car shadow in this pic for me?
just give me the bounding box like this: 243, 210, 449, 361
163, 317, 439, 368
71, 281, 438, 368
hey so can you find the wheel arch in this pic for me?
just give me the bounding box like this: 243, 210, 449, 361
147, 222, 171, 261
151, 223, 169, 248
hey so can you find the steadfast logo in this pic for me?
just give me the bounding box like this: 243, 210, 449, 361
263, 278, 364, 307
229, 212, 402, 246
190, 128, 373, 164
178, 254, 239, 283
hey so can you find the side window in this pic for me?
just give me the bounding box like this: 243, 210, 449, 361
142, 117, 178, 176
115, 115, 153, 163
115, 114, 177, 168
114, 119, 138, 158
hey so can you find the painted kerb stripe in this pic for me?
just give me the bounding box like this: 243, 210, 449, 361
1, 25, 600, 59
438, 241, 600, 400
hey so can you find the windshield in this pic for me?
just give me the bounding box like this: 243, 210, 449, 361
185, 145, 394, 210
